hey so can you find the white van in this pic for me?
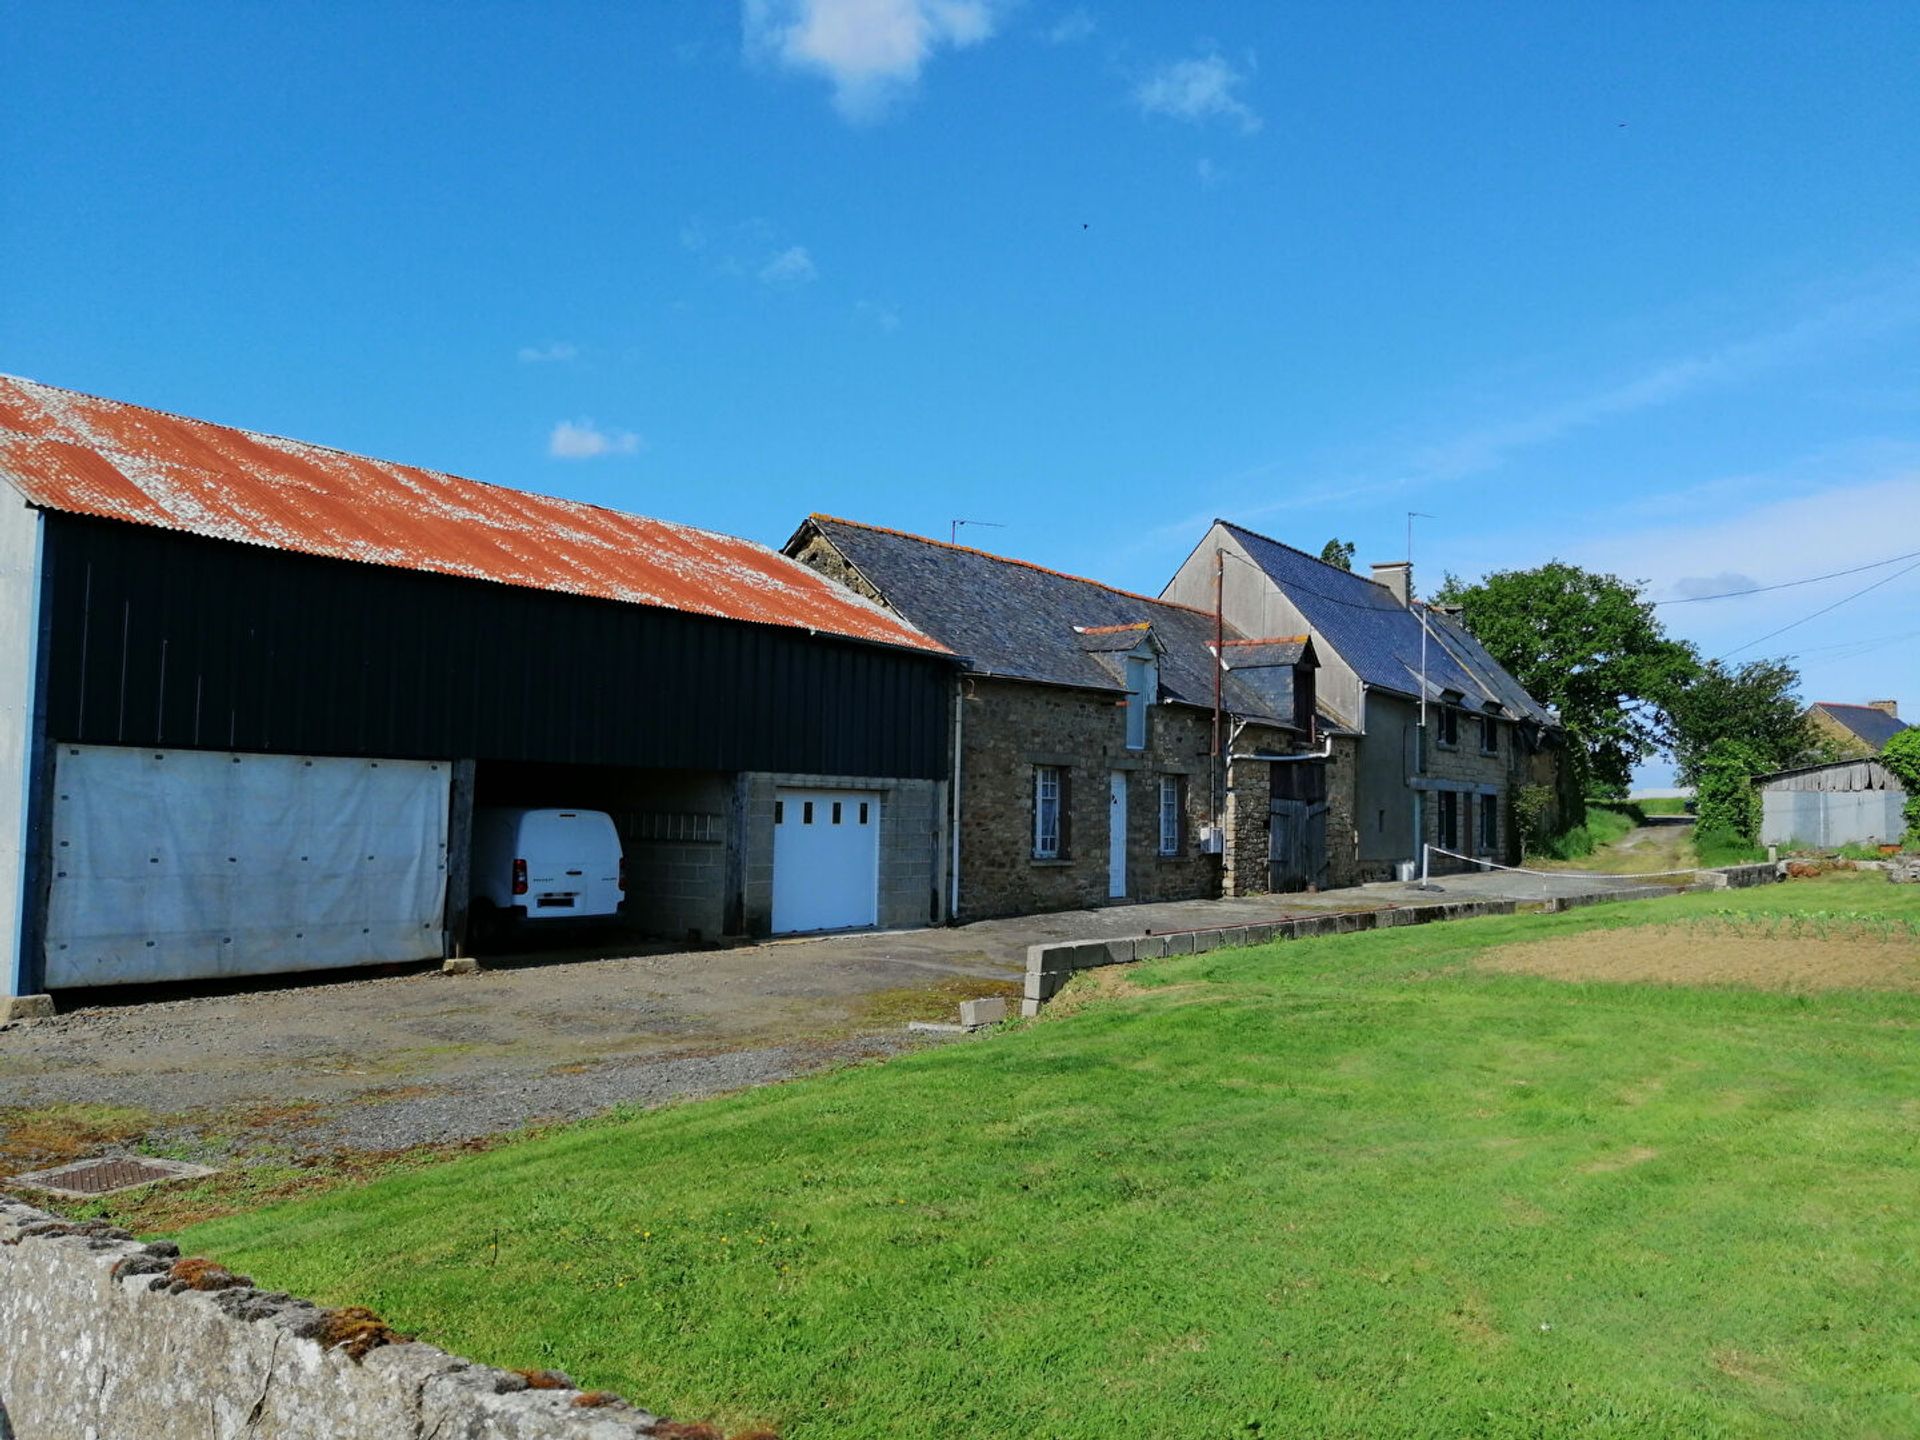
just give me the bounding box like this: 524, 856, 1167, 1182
471, 807, 625, 936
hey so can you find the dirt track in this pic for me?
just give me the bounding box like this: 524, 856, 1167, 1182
1478, 923, 1920, 991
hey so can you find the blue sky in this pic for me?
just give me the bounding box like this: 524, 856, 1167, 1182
5, 2, 1918, 778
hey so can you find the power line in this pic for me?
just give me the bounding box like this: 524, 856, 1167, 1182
1779, 625, 1920, 658
1654, 546, 1920, 605
1716, 556, 1920, 661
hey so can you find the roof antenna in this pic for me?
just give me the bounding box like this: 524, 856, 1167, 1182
951, 519, 1006, 545
1406, 511, 1434, 567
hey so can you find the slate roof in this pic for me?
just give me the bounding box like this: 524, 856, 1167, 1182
1811, 703, 1910, 751
795, 516, 1311, 729
0, 374, 944, 655
1217, 521, 1558, 727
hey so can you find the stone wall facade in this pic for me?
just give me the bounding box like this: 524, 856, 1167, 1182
737, 771, 946, 934
956, 679, 1311, 918
957, 679, 1227, 919
0, 1197, 676, 1438
1323, 734, 1361, 889
1417, 708, 1518, 875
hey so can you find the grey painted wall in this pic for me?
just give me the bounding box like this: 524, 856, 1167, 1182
1357, 692, 1419, 865
1762, 788, 1906, 847
0, 490, 41, 998
1163, 524, 1369, 728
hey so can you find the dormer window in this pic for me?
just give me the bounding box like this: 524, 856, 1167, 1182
1124, 653, 1156, 750
1437, 706, 1459, 748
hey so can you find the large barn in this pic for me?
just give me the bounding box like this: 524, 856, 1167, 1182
0, 377, 955, 1015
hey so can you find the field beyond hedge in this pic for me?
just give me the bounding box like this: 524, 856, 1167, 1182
181, 874, 1920, 1438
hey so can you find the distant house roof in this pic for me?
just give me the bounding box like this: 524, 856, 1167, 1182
1810, 702, 1910, 752
791, 515, 1315, 730
0, 375, 945, 656
1216, 521, 1557, 727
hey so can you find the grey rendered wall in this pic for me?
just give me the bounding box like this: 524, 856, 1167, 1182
1762, 788, 1906, 847
1356, 692, 1417, 869
739, 772, 946, 935
1162, 525, 1367, 728
0, 492, 41, 998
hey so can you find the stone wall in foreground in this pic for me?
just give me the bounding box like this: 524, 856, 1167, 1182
0, 1198, 688, 1440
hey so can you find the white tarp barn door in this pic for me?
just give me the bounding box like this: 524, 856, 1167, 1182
771, 788, 879, 934
45, 745, 449, 987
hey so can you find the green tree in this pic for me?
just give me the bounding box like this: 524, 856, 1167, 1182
1666, 657, 1812, 786
1880, 728, 1920, 847
1319, 538, 1356, 571
1433, 562, 1699, 793
1694, 738, 1767, 845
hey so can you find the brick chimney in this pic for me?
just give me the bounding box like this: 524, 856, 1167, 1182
1869, 699, 1899, 718
1371, 561, 1412, 607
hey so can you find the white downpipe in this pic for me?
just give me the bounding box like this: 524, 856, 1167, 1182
1230, 733, 1334, 764
1420, 841, 1430, 888
947, 684, 963, 922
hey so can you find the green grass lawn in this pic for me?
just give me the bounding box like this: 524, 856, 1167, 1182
1634, 797, 1693, 817
180, 875, 1920, 1438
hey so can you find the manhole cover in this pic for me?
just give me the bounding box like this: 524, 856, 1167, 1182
9, 1156, 217, 1198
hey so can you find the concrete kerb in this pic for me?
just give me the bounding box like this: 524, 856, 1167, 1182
1017, 866, 1784, 1013
0, 994, 56, 1025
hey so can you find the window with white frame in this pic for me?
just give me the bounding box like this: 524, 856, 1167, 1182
1479, 792, 1498, 853
1480, 714, 1498, 754
1158, 776, 1182, 856
1124, 655, 1155, 750
1034, 766, 1063, 859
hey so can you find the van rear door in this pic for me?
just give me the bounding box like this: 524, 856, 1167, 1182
518, 809, 623, 919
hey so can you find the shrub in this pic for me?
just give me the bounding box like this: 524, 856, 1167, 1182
1694, 739, 1766, 845
1512, 784, 1556, 859
1880, 729, 1920, 848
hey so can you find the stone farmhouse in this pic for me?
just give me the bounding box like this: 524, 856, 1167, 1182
786, 516, 1335, 920
1806, 700, 1908, 758
1163, 522, 1564, 882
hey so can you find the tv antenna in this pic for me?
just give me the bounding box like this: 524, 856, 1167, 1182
951, 519, 1006, 544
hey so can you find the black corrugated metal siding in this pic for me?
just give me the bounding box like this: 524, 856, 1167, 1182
40, 514, 951, 779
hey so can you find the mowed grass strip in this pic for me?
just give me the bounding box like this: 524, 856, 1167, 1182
180, 876, 1920, 1439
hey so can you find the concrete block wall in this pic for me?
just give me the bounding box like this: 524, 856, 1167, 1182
738, 771, 945, 934
0, 1198, 680, 1438
614, 771, 730, 942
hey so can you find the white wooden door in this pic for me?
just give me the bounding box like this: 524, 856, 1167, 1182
1108, 771, 1128, 898
772, 789, 880, 934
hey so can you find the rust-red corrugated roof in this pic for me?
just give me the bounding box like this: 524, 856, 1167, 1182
0, 375, 946, 655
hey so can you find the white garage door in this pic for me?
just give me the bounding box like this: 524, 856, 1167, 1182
772, 788, 880, 934
45, 745, 450, 987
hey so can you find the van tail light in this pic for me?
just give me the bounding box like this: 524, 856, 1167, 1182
511, 858, 528, 896
617, 856, 627, 892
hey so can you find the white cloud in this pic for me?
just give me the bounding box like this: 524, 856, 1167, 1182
517, 342, 578, 364
1135, 51, 1261, 135
548, 418, 642, 460
745, 0, 999, 121
758, 245, 819, 286
1044, 7, 1095, 43
857, 299, 901, 331
1196, 156, 1220, 187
